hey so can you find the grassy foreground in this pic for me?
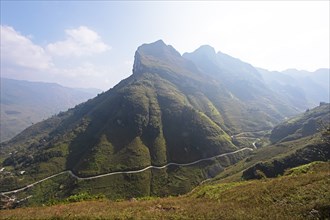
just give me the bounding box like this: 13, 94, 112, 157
1, 162, 329, 220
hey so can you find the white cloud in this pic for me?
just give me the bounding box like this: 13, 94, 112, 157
52, 63, 103, 78
46, 26, 110, 56
0, 25, 52, 70
48, 63, 116, 90
1, 25, 114, 89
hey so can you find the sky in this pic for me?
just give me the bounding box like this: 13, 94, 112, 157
1, 1, 329, 90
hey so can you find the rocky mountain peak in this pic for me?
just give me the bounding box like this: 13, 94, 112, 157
192, 45, 216, 56
133, 40, 182, 74
183, 45, 216, 61
136, 40, 181, 59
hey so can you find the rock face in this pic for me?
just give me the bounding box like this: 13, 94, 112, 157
0, 40, 307, 200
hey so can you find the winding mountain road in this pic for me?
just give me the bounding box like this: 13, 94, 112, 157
1, 147, 253, 195
252, 139, 260, 149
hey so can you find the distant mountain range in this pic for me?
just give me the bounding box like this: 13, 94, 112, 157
0, 40, 329, 205
0, 78, 101, 142
258, 68, 329, 110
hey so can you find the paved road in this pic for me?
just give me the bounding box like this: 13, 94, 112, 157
234, 136, 257, 140
252, 139, 260, 149
1, 171, 68, 195
0, 147, 253, 195
231, 133, 260, 149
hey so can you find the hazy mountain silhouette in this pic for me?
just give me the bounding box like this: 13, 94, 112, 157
0, 78, 100, 142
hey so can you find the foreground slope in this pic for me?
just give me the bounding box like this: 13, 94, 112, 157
1, 161, 329, 219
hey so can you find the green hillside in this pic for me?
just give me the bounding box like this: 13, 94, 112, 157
0, 41, 249, 201
241, 103, 329, 180
211, 103, 329, 182
1, 161, 329, 219
0, 40, 324, 204
270, 102, 329, 143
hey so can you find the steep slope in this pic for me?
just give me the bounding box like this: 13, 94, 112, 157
65, 40, 239, 175
183, 46, 300, 131
0, 40, 312, 201
270, 102, 330, 143
0, 78, 100, 142
211, 103, 329, 181
0, 41, 247, 200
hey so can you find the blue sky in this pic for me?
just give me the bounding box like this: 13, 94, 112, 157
1, 1, 329, 90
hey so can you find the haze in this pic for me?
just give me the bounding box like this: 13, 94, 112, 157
1, 1, 329, 90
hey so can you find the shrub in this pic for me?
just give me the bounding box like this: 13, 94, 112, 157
65, 192, 105, 203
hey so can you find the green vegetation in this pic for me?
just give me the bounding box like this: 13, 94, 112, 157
270, 103, 329, 143
46, 192, 106, 206
1, 41, 328, 206
1, 41, 251, 200
64, 192, 105, 203
242, 139, 329, 179
285, 161, 324, 176
217, 128, 328, 187
239, 104, 329, 180
211, 132, 329, 184
1, 161, 329, 219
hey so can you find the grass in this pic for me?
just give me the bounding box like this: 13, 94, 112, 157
269, 103, 329, 143
0, 149, 249, 207
1, 48, 302, 205
1, 161, 329, 219
284, 161, 325, 176
211, 133, 327, 183
1, 46, 328, 214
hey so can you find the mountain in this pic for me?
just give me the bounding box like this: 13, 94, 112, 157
258, 68, 330, 110
269, 102, 330, 143
0, 41, 242, 200
257, 103, 330, 179
0, 40, 321, 203
211, 103, 329, 181
0, 78, 101, 142
183, 45, 300, 130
